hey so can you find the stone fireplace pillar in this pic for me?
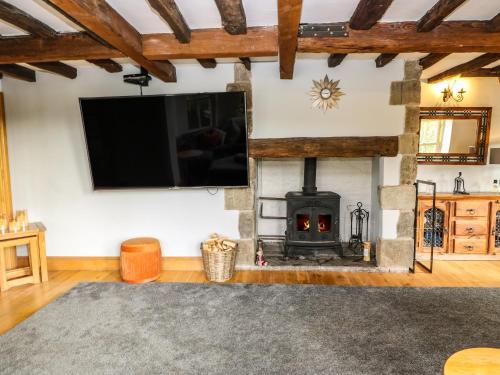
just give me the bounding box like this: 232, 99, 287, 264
224, 63, 257, 266
376, 61, 422, 270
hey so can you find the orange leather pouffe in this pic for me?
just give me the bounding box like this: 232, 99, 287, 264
120, 237, 161, 283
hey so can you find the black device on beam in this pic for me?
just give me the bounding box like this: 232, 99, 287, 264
123, 67, 152, 87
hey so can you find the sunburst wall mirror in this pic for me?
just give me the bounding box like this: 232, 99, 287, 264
310, 74, 345, 112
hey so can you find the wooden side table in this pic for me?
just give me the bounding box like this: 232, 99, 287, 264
0, 222, 47, 292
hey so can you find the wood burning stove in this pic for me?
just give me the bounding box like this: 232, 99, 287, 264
285, 158, 341, 257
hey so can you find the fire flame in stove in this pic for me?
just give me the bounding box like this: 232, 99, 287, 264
303, 219, 310, 230
318, 222, 326, 232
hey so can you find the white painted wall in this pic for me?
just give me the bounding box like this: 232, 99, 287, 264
252, 59, 405, 138
417, 78, 500, 192
3, 64, 239, 257
4, 59, 406, 257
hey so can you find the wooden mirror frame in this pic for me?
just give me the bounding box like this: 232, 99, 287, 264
417, 107, 492, 165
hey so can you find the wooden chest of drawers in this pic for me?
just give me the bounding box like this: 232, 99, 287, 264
417, 194, 500, 256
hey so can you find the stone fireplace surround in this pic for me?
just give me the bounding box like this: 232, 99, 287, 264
224, 61, 422, 272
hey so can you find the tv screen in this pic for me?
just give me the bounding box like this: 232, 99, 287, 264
79, 92, 248, 189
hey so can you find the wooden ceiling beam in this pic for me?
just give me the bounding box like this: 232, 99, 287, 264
327, 54, 347, 68
214, 0, 247, 35
0, 64, 36, 82
427, 53, 500, 83
461, 66, 500, 78
143, 27, 277, 60
239, 57, 251, 70
419, 53, 450, 70
375, 53, 398, 67
146, 0, 191, 43
298, 22, 500, 54
0, 34, 123, 64
42, 0, 176, 82
197, 59, 217, 68
0, 0, 56, 38
28, 61, 77, 79
487, 12, 500, 32
277, 0, 302, 79
86, 59, 123, 73
349, 0, 394, 30
417, 0, 467, 32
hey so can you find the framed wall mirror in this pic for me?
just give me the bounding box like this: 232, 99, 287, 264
417, 107, 492, 165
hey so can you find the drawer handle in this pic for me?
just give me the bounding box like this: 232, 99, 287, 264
464, 245, 474, 251
466, 227, 474, 234
466, 209, 476, 215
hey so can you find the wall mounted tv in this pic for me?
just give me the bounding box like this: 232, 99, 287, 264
79, 92, 248, 189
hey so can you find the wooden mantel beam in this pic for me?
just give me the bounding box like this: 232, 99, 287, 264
143, 27, 277, 60
0, 0, 56, 38
42, 0, 176, 82
417, 0, 467, 32
349, 0, 394, 30
146, 0, 191, 43
214, 0, 247, 35
298, 22, 500, 54
248, 137, 399, 158
427, 53, 500, 83
277, 0, 302, 79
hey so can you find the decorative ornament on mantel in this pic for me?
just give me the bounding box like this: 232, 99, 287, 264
310, 74, 345, 112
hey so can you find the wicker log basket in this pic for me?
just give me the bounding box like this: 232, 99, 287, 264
201, 234, 238, 282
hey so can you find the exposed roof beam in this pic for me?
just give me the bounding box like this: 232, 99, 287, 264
277, 0, 302, 79
197, 59, 217, 68
0, 34, 123, 64
419, 53, 450, 70
375, 53, 398, 67
146, 0, 191, 43
298, 22, 500, 54
0, 0, 56, 38
86, 59, 123, 73
143, 27, 277, 60
0, 64, 36, 82
327, 54, 347, 68
214, 0, 247, 35
28, 61, 77, 79
2, 21, 499, 66
349, 0, 394, 30
417, 0, 467, 32
461, 66, 500, 78
42, 0, 176, 82
487, 12, 500, 32
239, 57, 251, 70
427, 53, 500, 83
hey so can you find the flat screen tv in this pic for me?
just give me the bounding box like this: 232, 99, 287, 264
79, 92, 248, 189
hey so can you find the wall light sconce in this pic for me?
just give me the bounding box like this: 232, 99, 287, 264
440, 80, 466, 103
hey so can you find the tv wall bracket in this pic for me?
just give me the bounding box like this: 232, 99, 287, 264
123, 67, 152, 87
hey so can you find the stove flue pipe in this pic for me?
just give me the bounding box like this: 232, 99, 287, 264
302, 157, 318, 195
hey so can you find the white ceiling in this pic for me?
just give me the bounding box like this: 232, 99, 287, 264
1, 0, 499, 78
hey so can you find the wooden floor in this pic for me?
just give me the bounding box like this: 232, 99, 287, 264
1, 260, 499, 335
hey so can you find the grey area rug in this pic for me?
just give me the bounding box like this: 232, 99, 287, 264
1, 283, 499, 375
